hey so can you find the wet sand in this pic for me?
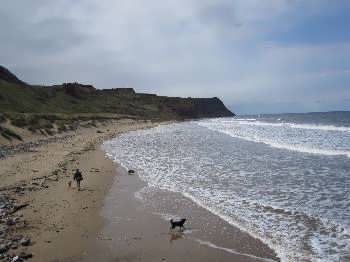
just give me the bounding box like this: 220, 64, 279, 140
86, 164, 280, 262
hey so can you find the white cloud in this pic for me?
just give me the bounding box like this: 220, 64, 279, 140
0, 0, 349, 113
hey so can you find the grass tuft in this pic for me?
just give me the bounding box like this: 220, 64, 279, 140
0, 126, 22, 141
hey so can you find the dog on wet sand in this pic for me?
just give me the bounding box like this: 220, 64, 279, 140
170, 218, 186, 230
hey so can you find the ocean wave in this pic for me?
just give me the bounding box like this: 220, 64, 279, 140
265, 141, 350, 157
133, 179, 287, 261
197, 122, 350, 158
240, 132, 349, 157
135, 184, 286, 261
180, 189, 349, 262
181, 192, 287, 262
232, 118, 257, 121
230, 119, 350, 132
101, 122, 350, 262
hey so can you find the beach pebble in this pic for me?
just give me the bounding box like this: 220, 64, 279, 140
19, 238, 30, 247
19, 252, 32, 260
12, 236, 23, 242
11, 256, 22, 262
14, 187, 25, 194
0, 244, 8, 254
6, 219, 15, 226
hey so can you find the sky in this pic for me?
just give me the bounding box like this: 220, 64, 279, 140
1, 0, 350, 114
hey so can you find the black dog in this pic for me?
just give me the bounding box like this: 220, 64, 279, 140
170, 218, 186, 230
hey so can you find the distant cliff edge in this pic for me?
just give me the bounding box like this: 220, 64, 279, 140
0, 65, 234, 120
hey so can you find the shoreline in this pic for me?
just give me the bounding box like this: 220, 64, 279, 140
0, 119, 280, 261
93, 162, 280, 262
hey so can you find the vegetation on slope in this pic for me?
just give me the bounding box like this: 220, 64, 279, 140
0, 65, 234, 141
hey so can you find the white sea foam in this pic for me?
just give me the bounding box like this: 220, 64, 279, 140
194, 239, 276, 262
232, 118, 257, 121
102, 120, 350, 262
262, 141, 350, 157
134, 188, 277, 261
209, 128, 350, 157
181, 192, 287, 262
288, 123, 350, 132
198, 118, 350, 158
231, 119, 350, 132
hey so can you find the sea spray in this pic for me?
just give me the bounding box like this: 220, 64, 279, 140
102, 113, 350, 262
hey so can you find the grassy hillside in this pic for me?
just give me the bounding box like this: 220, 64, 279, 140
0, 65, 234, 142
0, 81, 233, 118
0, 80, 165, 118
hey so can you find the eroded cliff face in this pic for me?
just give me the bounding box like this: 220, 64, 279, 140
0, 65, 234, 119
162, 97, 234, 118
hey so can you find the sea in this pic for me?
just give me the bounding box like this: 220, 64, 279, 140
102, 111, 350, 262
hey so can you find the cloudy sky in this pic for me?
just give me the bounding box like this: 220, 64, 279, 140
1, 0, 350, 114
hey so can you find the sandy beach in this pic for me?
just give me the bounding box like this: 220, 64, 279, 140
0, 120, 279, 262
0, 119, 159, 261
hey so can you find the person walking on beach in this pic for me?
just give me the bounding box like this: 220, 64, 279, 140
73, 169, 83, 191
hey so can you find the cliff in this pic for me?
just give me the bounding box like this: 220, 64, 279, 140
0, 66, 234, 120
